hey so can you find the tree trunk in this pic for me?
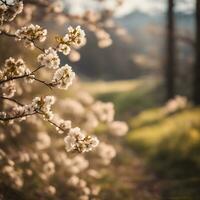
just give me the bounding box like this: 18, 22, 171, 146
193, 0, 200, 105
165, 0, 175, 100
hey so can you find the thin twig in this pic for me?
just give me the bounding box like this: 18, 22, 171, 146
31, 77, 53, 90
0, 96, 24, 106
30, 65, 45, 74
0, 31, 45, 52
0, 74, 28, 85
0, 111, 37, 121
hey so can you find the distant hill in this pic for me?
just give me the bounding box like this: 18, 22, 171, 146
60, 10, 195, 80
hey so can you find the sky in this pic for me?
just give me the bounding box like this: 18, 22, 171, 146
116, 0, 195, 16
65, 0, 195, 17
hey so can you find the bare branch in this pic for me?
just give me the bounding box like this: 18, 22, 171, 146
0, 96, 24, 106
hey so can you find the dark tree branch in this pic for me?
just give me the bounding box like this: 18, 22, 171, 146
0, 96, 24, 106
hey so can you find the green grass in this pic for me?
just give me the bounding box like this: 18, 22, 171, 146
127, 107, 200, 199
127, 108, 200, 155
83, 76, 163, 119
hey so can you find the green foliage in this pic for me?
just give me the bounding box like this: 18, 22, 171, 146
127, 107, 200, 199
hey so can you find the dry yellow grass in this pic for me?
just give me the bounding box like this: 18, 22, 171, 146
82, 79, 141, 95
81, 76, 157, 96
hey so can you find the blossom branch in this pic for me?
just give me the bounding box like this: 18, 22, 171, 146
0, 74, 28, 85
31, 77, 53, 90
0, 0, 10, 6
0, 96, 65, 132
0, 30, 45, 52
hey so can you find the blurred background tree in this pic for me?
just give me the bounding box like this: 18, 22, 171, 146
165, 0, 175, 100
194, 0, 200, 105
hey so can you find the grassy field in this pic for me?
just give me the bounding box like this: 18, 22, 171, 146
83, 77, 200, 200
127, 107, 200, 200
82, 76, 163, 119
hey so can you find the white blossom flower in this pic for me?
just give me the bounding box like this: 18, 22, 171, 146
87, 169, 101, 179
48, 1, 63, 13
91, 101, 115, 123
4, 57, 29, 78
43, 161, 55, 176
98, 38, 112, 48
15, 24, 47, 48
76, 92, 94, 106
58, 43, 70, 55
68, 49, 81, 62
2, 164, 24, 189
60, 98, 85, 117
58, 120, 71, 134
67, 26, 86, 47
96, 29, 112, 48
1, 80, 16, 98
68, 175, 80, 187
90, 185, 101, 196
64, 127, 99, 153
65, 155, 89, 174
51, 65, 75, 90
37, 47, 60, 69
45, 185, 56, 195
164, 95, 188, 114
36, 132, 51, 150
51, 114, 72, 134
108, 121, 128, 136
18, 152, 30, 163
0, 0, 23, 22
83, 112, 99, 132
31, 96, 55, 120
57, 26, 86, 55
97, 142, 116, 165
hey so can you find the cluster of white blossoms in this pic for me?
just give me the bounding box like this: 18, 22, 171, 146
97, 142, 117, 165
68, 175, 101, 200
91, 101, 115, 123
56, 25, 86, 55
164, 95, 189, 114
0, 57, 32, 98
45, 185, 56, 196
43, 161, 55, 178
68, 49, 81, 63
0, 96, 55, 121
36, 132, 51, 150
66, 155, 89, 174
15, 24, 47, 49
1, 57, 30, 79
58, 92, 129, 137
60, 98, 85, 117
56, 153, 89, 174
0, 1, 130, 198
1, 80, 16, 98
96, 29, 112, 48
51, 64, 75, 90
1, 157, 23, 189
64, 127, 99, 153
108, 121, 129, 137
48, 0, 64, 13
52, 115, 72, 134
37, 47, 60, 69
0, 0, 23, 23
31, 96, 55, 120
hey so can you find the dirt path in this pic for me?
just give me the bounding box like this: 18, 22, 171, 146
101, 141, 162, 200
